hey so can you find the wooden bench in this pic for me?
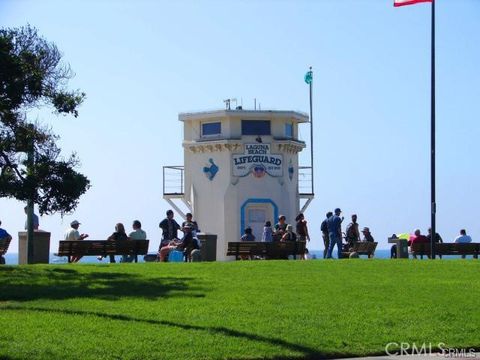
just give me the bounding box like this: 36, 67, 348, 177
55, 240, 149, 263
410, 243, 479, 258
226, 241, 306, 260
0, 236, 12, 265
342, 241, 377, 258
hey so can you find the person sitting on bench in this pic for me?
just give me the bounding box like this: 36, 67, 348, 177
454, 229, 473, 259
281, 225, 297, 242
98, 223, 127, 263
361, 227, 375, 242
64, 220, 89, 263
158, 223, 195, 262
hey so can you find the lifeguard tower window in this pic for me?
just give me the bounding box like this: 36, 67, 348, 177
285, 123, 293, 138
242, 120, 270, 136
202, 122, 221, 136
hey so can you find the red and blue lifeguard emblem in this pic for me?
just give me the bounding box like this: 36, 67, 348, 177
252, 165, 266, 178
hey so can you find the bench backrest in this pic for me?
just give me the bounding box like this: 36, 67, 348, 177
57, 240, 149, 256
411, 242, 479, 255
226, 242, 266, 256
351, 242, 377, 254
226, 241, 306, 259
0, 237, 12, 256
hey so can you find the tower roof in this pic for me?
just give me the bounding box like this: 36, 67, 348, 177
179, 109, 309, 123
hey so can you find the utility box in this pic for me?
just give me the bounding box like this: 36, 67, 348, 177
18, 231, 51, 264
388, 238, 409, 259
197, 233, 217, 261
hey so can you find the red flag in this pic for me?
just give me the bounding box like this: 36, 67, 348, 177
394, 0, 432, 6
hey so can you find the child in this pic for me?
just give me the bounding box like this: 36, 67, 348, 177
262, 221, 273, 242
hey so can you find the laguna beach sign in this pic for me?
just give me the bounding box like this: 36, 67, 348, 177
233, 144, 283, 177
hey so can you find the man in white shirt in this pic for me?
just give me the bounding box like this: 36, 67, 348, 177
454, 229, 472, 243
64, 220, 89, 262
125, 220, 147, 263
454, 229, 473, 259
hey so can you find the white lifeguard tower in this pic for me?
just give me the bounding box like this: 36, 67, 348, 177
163, 107, 314, 261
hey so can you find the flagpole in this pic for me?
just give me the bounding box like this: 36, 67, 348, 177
430, 0, 436, 259
309, 66, 314, 196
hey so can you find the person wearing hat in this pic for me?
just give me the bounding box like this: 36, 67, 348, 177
64, 220, 89, 263
361, 227, 375, 242
326, 208, 344, 259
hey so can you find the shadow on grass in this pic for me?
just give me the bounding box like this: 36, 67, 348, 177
1, 305, 342, 359
0, 267, 205, 301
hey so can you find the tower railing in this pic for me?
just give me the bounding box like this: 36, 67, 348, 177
298, 166, 313, 196
163, 166, 184, 196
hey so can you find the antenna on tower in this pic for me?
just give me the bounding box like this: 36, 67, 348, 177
224, 98, 238, 110
223, 99, 231, 110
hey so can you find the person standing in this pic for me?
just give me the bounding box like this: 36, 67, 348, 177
454, 229, 473, 259
295, 213, 309, 260
125, 220, 147, 263
345, 214, 360, 249
295, 213, 310, 242
321, 212, 333, 259
262, 221, 273, 242
64, 220, 89, 263
326, 208, 344, 259
159, 210, 181, 249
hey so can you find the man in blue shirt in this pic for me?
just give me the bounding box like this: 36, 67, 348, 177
0, 220, 12, 240
0, 220, 12, 265
326, 208, 344, 259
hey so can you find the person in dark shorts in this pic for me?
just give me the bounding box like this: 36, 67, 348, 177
321, 212, 333, 259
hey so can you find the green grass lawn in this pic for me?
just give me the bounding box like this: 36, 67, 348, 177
0, 260, 479, 360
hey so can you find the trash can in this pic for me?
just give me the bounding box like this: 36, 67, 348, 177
388, 237, 409, 259
197, 233, 217, 261
18, 231, 51, 264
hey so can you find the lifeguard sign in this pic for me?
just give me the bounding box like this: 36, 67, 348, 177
233, 144, 283, 177
163, 109, 314, 261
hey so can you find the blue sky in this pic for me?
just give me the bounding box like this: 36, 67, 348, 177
1, 0, 479, 254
